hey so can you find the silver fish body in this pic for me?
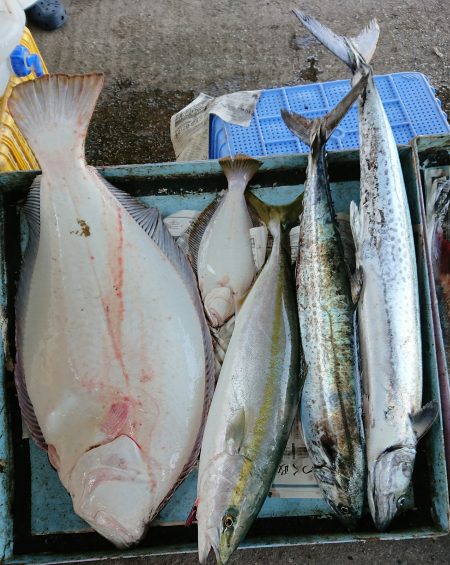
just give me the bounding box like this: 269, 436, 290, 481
293, 11, 439, 530
282, 77, 368, 527
352, 74, 423, 529
298, 150, 365, 527
196, 213, 301, 564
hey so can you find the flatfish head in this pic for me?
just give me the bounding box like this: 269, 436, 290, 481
69, 435, 153, 547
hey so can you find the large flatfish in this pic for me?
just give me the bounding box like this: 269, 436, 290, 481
9, 74, 214, 547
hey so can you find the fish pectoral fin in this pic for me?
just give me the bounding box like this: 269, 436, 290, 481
351, 266, 363, 304
410, 400, 439, 439
100, 401, 132, 439
225, 407, 246, 456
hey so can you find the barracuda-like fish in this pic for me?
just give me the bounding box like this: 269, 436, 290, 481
196, 197, 302, 564
294, 12, 439, 530
281, 72, 368, 528
188, 155, 261, 329
9, 74, 214, 547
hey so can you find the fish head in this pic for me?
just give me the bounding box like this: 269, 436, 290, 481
197, 451, 254, 564
368, 446, 416, 531
204, 286, 234, 327
218, 500, 256, 565
313, 464, 364, 529
68, 435, 153, 547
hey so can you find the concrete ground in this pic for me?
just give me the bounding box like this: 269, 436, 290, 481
28, 1, 449, 564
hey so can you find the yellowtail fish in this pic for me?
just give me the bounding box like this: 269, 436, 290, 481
196, 195, 302, 564
294, 11, 438, 530
9, 74, 214, 547
282, 70, 368, 528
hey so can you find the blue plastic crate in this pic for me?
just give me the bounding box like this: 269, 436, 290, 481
209, 72, 450, 158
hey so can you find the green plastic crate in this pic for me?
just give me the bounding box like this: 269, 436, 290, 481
0, 147, 448, 563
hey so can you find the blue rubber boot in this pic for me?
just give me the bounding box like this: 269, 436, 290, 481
26, 0, 68, 31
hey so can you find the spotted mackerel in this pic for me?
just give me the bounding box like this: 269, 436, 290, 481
294, 11, 439, 530
282, 72, 368, 527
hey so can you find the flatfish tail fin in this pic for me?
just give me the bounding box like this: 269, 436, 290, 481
292, 11, 379, 70
8, 73, 104, 169
219, 154, 262, 192
15, 176, 47, 451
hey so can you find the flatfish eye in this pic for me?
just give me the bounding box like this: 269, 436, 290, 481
397, 496, 406, 508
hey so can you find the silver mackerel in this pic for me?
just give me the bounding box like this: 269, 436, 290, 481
282, 73, 367, 527
294, 11, 439, 530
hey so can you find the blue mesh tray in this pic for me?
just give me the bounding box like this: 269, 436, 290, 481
209, 72, 450, 158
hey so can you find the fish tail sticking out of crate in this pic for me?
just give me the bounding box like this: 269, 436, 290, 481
292, 10, 379, 81
281, 68, 368, 150
244, 190, 304, 242
219, 153, 261, 191
8, 73, 104, 170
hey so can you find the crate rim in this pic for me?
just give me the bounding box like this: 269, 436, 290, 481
0, 140, 448, 563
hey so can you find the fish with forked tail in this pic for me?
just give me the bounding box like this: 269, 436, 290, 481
293, 11, 439, 530
9, 74, 214, 547
282, 70, 368, 528
196, 194, 303, 564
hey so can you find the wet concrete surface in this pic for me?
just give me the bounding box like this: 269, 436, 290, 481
30, 0, 449, 166
69, 535, 450, 565
26, 0, 450, 563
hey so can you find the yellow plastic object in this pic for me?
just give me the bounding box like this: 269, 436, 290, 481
0, 27, 47, 172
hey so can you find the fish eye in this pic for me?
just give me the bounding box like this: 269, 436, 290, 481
338, 504, 350, 516
397, 496, 406, 508
223, 515, 234, 529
